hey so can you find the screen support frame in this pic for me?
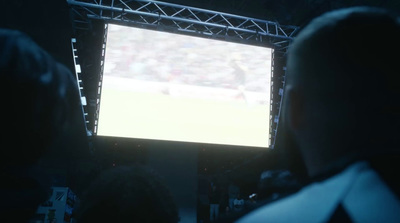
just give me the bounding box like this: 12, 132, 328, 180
67, 0, 298, 148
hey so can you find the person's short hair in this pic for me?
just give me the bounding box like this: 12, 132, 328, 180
285, 6, 400, 147
74, 165, 180, 223
0, 28, 82, 222
274, 7, 400, 175
0, 28, 80, 167
287, 7, 400, 107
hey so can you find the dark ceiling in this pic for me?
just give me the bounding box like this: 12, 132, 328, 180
1, 0, 400, 70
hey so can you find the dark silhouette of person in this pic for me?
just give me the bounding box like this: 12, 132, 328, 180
0, 28, 86, 223
237, 6, 400, 222
228, 181, 240, 211
209, 183, 222, 222
232, 193, 244, 212
73, 165, 180, 223
256, 169, 301, 202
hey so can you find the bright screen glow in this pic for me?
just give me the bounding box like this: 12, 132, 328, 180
98, 24, 272, 148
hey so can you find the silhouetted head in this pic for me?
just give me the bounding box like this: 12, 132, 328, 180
0, 28, 79, 168
0, 28, 83, 222
281, 7, 400, 177
74, 165, 180, 223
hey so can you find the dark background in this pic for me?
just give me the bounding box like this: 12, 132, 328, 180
1, 0, 400, 222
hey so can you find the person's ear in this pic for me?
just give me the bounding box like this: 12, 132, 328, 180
286, 86, 305, 131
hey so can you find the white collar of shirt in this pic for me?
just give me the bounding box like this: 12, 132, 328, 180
236, 161, 400, 223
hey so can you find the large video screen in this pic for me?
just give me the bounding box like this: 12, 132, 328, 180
97, 24, 272, 148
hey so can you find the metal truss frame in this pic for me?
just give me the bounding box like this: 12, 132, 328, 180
67, 0, 298, 148
71, 38, 89, 130
67, 0, 298, 48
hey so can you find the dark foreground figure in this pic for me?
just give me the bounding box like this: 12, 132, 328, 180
0, 28, 85, 223
237, 6, 400, 222
74, 165, 180, 223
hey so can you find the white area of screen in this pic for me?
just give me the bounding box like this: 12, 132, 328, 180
97, 24, 272, 148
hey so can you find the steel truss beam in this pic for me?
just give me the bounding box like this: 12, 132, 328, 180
67, 0, 298, 49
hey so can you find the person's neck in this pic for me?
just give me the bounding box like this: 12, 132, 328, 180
307, 151, 360, 181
